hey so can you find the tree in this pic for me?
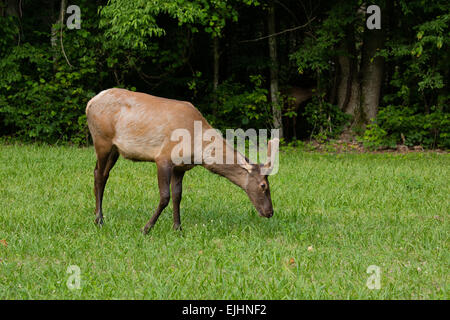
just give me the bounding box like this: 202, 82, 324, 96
360, 25, 384, 123
293, 1, 385, 128
0, 0, 447, 148
267, 0, 282, 137
51, 0, 67, 67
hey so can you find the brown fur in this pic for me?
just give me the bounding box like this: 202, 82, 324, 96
86, 88, 275, 233
281, 86, 314, 139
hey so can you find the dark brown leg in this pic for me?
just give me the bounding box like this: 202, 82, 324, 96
284, 117, 292, 139
142, 161, 172, 234
293, 116, 297, 140
284, 117, 290, 140
94, 146, 119, 225
93, 160, 99, 209
171, 169, 185, 230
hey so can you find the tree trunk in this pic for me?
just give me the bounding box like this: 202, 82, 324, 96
337, 53, 351, 111
212, 36, 220, 106
267, 1, 283, 137
346, 76, 361, 123
51, 0, 66, 65
329, 58, 339, 105
3, 0, 20, 17
360, 28, 384, 123
337, 42, 361, 125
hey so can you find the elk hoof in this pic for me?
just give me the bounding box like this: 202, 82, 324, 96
173, 224, 182, 231
94, 215, 104, 226
142, 224, 153, 235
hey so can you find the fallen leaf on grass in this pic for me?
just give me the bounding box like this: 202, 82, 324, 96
0, 240, 7, 248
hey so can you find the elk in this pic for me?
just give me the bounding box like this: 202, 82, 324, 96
86, 88, 277, 233
281, 86, 315, 140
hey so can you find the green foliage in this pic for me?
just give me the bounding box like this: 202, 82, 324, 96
0, 15, 18, 55
0, 0, 448, 148
302, 95, 351, 141
99, 0, 205, 49
0, 42, 96, 144
290, 2, 359, 75
358, 105, 450, 149
379, 1, 450, 122
292, 0, 449, 148
381, 12, 449, 102
202, 75, 271, 130
377, 106, 450, 148
378, 5, 449, 148
358, 123, 391, 150
99, 0, 258, 46
0, 1, 112, 144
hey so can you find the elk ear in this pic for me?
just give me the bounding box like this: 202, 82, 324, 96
237, 153, 253, 173
264, 138, 279, 170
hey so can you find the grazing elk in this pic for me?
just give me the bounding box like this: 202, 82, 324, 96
86, 88, 277, 233
281, 86, 315, 140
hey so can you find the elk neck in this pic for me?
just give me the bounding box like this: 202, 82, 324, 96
201, 141, 250, 190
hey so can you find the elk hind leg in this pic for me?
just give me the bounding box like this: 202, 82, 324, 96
94, 143, 119, 225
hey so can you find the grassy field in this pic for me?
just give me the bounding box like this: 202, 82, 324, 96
0, 144, 448, 299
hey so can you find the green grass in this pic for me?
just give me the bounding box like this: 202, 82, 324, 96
0, 144, 448, 299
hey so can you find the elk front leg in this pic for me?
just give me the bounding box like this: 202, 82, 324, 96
171, 169, 185, 231
142, 161, 172, 234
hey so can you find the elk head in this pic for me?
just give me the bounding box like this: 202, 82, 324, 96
239, 138, 279, 218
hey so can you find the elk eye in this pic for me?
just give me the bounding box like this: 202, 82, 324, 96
260, 183, 266, 190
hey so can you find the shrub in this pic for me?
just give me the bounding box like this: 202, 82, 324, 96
376, 105, 450, 149
0, 44, 97, 145
199, 75, 272, 131
358, 123, 393, 150
302, 95, 351, 140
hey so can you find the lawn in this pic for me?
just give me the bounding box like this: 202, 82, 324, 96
0, 144, 448, 299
